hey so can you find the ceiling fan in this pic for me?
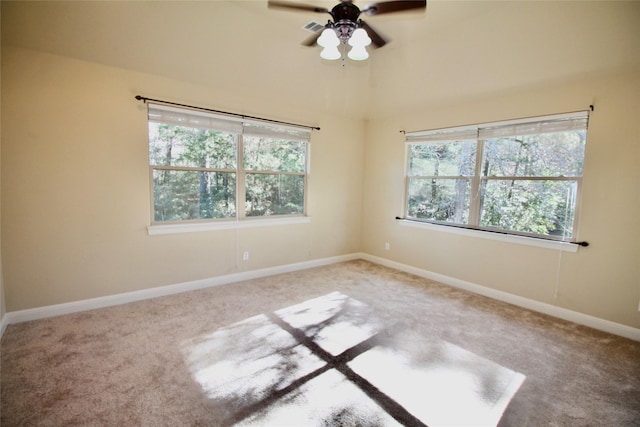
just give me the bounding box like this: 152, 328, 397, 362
268, 0, 427, 60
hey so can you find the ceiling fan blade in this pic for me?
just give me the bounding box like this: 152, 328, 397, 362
301, 31, 322, 47
362, 0, 426, 16
360, 20, 387, 48
267, 0, 329, 14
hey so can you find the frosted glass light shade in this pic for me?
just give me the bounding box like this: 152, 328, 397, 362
348, 28, 371, 47
347, 45, 369, 60
317, 28, 339, 48
320, 45, 341, 60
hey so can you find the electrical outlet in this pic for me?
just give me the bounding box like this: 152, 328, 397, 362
384, 242, 390, 251
242, 251, 249, 261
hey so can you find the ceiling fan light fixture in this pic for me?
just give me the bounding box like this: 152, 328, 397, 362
269, 0, 427, 62
347, 45, 369, 61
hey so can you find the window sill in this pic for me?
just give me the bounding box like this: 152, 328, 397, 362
397, 219, 580, 253
148, 216, 311, 235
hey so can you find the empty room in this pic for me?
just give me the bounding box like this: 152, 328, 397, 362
1, 1, 639, 425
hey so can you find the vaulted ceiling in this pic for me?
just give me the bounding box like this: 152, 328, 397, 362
3, 1, 639, 120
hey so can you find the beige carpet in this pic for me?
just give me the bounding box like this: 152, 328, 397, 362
1, 260, 639, 426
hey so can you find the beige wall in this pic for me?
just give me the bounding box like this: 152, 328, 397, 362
1, 46, 365, 311
2, 45, 639, 332
362, 70, 640, 329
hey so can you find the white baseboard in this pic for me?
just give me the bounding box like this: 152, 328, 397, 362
2, 252, 638, 343
2, 253, 360, 329
360, 253, 640, 342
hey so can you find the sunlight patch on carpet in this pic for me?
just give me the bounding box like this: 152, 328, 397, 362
182, 292, 525, 426
236, 369, 403, 427
348, 341, 525, 426
183, 313, 325, 402
275, 291, 384, 356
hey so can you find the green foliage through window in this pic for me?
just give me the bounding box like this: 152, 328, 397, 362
406, 113, 588, 240
147, 104, 309, 223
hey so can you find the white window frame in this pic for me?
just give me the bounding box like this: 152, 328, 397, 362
403, 111, 589, 248
146, 103, 311, 234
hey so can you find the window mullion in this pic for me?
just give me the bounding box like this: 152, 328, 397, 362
482, 176, 581, 181
149, 165, 155, 226
237, 134, 246, 219
468, 139, 484, 226
245, 170, 305, 176
151, 165, 235, 173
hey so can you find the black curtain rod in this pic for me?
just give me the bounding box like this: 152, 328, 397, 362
399, 105, 594, 135
135, 95, 320, 131
394, 217, 589, 247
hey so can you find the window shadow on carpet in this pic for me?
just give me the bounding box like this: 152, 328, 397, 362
182, 292, 525, 426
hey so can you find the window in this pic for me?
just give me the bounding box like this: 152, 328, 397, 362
405, 112, 589, 241
147, 104, 309, 224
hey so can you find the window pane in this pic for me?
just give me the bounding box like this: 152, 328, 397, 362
409, 141, 476, 176
482, 131, 586, 177
244, 136, 306, 172
245, 174, 304, 216
407, 178, 471, 224
480, 179, 577, 237
149, 123, 237, 169
153, 170, 236, 222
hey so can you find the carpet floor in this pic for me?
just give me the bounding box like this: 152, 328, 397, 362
1, 260, 639, 426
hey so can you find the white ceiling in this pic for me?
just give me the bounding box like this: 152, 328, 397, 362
3, 1, 639, 120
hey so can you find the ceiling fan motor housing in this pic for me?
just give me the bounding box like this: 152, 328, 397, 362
330, 2, 362, 42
